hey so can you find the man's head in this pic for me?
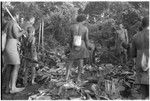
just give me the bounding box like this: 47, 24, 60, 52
141, 16, 149, 29
9, 9, 19, 21
76, 14, 87, 23
26, 15, 35, 24
119, 24, 124, 29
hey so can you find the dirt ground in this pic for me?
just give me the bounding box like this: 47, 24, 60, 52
1, 84, 41, 100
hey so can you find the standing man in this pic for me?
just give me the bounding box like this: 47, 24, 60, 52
130, 16, 149, 99
22, 15, 38, 85
3, 10, 26, 93
2, 10, 11, 93
116, 24, 129, 63
66, 14, 91, 83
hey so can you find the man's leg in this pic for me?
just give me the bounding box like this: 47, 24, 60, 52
4, 65, 13, 93
89, 43, 96, 65
31, 64, 38, 84
2, 64, 12, 93
140, 84, 149, 99
31, 50, 38, 84
66, 60, 73, 81
10, 64, 25, 93
123, 50, 127, 63
2, 64, 7, 91
89, 50, 93, 65
77, 59, 84, 82
24, 66, 29, 86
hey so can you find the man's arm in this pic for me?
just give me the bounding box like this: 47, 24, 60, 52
69, 27, 73, 49
85, 27, 90, 50
122, 29, 129, 49
13, 23, 25, 38
130, 37, 137, 58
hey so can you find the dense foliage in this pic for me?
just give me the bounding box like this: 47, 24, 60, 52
2, 2, 148, 46
2, 2, 149, 100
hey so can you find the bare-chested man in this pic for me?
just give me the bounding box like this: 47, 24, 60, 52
3, 10, 26, 93
22, 16, 38, 85
66, 14, 91, 83
116, 24, 129, 63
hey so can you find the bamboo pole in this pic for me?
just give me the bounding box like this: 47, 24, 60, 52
38, 22, 41, 51
41, 19, 44, 53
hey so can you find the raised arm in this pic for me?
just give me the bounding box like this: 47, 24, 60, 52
13, 22, 25, 38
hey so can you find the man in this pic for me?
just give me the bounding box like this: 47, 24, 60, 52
116, 24, 129, 63
2, 10, 10, 93
84, 40, 96, 65
130, 16, 149, 99
22, 16, 38, 85
118, 24, 129, 45
3, 10, 26, 93
66, 14, 91, 83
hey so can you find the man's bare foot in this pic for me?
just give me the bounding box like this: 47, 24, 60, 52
10, 87, 25, 94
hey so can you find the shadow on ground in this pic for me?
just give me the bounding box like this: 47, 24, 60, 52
1, 84, 41, 100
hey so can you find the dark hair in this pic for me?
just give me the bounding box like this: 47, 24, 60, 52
139, 26, 143, 31
9, 9, 18, 17
26, 15, 35, 21
76, 14, 86, 22
3, 11, 9, 17
142, 16, 149, 28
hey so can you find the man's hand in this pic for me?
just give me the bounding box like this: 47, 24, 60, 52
122, 42, 129, 49
88, 42, 95, 51
21, 29, 28, 37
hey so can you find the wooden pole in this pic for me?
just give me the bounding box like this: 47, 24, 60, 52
38, 22, 41, 51
41, 19, 44, 53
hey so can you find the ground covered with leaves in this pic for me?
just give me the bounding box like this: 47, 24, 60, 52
2, 46, 142, 100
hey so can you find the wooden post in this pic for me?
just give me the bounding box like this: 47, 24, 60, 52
38, 22, 41, 51
41, 19, 44, 53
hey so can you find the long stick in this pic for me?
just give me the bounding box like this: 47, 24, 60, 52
41, 19, 44, 53
5, 7, 27, 38
5, 7, 21, 30
38, 22, 41, 51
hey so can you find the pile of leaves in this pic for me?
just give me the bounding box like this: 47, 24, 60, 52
25, 54, 137, 100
